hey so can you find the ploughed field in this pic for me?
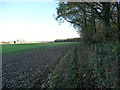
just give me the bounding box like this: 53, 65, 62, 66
2, 42, 75, 88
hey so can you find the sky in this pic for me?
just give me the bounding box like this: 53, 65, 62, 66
0, 1, 79, 42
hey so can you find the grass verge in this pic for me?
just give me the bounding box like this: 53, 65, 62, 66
47, 41, 119, 89
48, 46, 79, 88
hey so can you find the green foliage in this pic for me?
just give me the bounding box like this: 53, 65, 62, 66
81, 41, 119, 88
48, 41, 119, 89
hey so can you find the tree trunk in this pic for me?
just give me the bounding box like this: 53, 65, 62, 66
91, 4, 97, 43
102, 2, 110, 41
117, 2, 120, 41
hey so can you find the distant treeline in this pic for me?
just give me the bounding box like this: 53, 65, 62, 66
54, 38, 80, 42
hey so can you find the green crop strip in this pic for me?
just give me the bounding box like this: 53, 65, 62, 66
2, 42, 76, 56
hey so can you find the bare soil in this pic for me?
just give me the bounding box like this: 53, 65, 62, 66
2, 45, 73, 88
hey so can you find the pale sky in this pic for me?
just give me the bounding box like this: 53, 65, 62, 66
0, 1, 79, 42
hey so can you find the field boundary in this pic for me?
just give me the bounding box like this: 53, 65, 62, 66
47, 45, 78, 88
28, 45, 76, 89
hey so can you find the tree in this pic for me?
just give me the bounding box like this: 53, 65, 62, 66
55, 2, 119, 43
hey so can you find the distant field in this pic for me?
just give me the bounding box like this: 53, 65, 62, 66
2, 42, 76, 56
